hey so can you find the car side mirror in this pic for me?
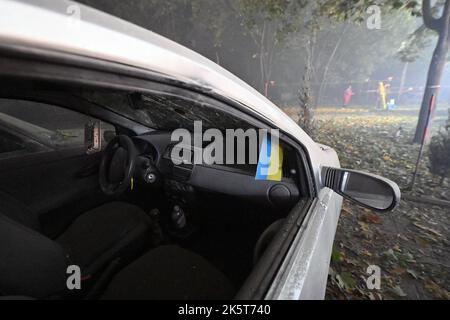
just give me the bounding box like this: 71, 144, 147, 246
322, 167, 401, 212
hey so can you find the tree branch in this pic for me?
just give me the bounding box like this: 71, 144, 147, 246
423, 0, 442, 31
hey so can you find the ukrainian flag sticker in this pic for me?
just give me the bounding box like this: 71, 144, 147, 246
255, 134, 283, 182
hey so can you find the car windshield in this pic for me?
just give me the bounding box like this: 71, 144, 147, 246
79, 90, 252, 132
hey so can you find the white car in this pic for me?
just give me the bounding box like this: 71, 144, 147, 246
0, 0, 400, 300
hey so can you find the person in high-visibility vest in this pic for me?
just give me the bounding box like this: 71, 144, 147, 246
378, 81, 387, 110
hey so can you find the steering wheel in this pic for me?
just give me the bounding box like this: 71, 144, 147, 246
99, 135, 137, 196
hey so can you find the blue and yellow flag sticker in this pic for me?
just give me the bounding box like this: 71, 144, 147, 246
255, 134, 283, 182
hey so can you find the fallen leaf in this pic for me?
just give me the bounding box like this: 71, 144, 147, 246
401, 252, 416, 264
340, 272, 356, 291
344, 258, 360, 266
383, 249, 398, 261
389, 266, 406, 276
329, 267, 336, 277
415, 237, 430, 247
331, 247, 343, 264
358, 221, 370, 232
360, 249, 372, 257
424, 281, 450, 300
413, 223, 443, 238
335, 274, 346, 291
407, 269, 418, 279
368, 292, 383, 300
397, 234, 409, 241
360, 213, 382, 224
390, 285, 407, 297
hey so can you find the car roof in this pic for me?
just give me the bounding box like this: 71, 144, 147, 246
0, 0, 326, 170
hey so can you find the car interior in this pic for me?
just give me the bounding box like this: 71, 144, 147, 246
0, 78, 311, 300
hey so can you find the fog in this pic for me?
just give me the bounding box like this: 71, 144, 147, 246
75, 0, 450, 110
69, 0, 450, 300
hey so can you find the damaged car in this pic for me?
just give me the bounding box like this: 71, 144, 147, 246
0, 0, 400, 300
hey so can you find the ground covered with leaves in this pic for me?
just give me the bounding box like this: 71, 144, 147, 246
285, 107, 450, 300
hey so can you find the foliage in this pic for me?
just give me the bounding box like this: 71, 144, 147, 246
397, 1, 448, 63
319, 0, 421, 22
231, 0, 310, 90
428, 110, 450, 184
236, 0, 309, 43
397, 25, 436, 62
77, 0, 422, 104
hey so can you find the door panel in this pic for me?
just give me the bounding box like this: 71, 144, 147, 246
0, 149, 101, 213
0, 98, 113, 237
266, 188, 343, 300
0, 148, 108, 237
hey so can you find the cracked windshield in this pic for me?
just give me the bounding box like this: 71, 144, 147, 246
74, 0, 450, 300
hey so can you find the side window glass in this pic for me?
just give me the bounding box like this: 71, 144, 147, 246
0, 98, 114, 157
0, 128, 27, 153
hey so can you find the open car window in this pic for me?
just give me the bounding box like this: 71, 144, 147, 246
0, 98, 115, 156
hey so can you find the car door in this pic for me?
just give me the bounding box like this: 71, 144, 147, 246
265, 187, 343, 300
0, 97, 113, 237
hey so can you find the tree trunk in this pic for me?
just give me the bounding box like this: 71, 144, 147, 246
414, 39, 449, 142
397, 62, 409, 104
259, 22, 276, 95
316, 24, 349, 107
414, 0, 450, 143
259, 22, 266, 93
414, 35, 449, 142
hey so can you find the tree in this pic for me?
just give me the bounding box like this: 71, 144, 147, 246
76, 0, 419, 106
297, 17, 317, 135
233, 0, 308, 92
414, 0, 450, 143
428, 109, 450, 185
76, 0, 409, 92
314, 22, 349, 107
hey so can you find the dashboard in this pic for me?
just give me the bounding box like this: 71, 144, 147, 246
132, 131, 300, 209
